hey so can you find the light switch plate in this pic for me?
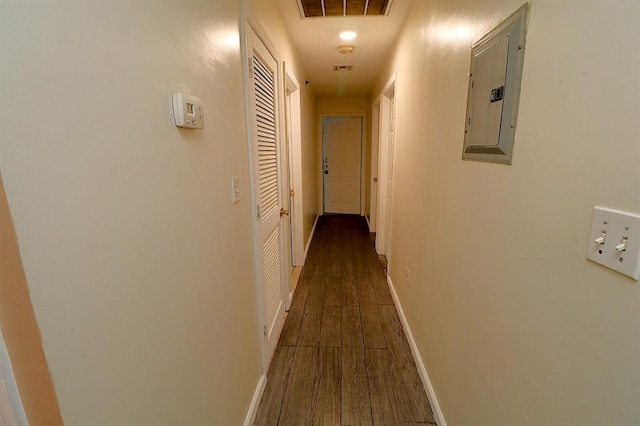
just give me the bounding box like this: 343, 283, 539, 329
587, 206, 640, 280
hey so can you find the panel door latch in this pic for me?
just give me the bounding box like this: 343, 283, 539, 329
490, 85, 505, 103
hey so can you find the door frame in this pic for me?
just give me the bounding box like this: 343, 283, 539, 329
318, 113, 367, 215
375, 74, 396, 262
369, 96, 380, 232
241, 8, 291, 373
283, 64, 304, 308
0, 329, 26, 425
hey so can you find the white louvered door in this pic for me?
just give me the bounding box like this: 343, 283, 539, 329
247, 27, 286, 368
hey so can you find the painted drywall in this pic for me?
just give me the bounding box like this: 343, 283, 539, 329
248, 0, 319, 255
0, 173, 62, 424
0, 1, 262, 423
373, 0, 640, 424
317, 96, 369, 115
301, 93, 320, 249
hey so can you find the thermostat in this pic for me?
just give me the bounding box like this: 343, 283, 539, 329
172, 93, 203, 129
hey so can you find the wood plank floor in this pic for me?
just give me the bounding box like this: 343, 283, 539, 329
254, 214, 436, 426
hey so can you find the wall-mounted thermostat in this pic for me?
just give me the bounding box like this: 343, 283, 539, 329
172, 93, 204, 129
462, 3, 528, 164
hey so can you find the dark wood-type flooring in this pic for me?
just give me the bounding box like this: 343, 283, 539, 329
254, 214, 436, 425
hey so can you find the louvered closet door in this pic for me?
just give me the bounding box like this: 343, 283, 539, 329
247, 27, 285, 368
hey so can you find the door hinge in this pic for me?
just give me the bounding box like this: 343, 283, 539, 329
248, 57, 254, 79
289, 189, 295, 197
263, 323, 267, 336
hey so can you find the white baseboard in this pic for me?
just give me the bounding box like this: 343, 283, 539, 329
386, 276, 447, 426
287, 266, 303, 311
243, 373, 267, 426
303, 214, 320, 260
364, 214, 370, 229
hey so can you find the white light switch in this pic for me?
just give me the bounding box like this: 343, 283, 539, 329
232, 176, 240, 204
587, 206, 640, 280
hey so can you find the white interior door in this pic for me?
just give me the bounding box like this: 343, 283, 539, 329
0, 329, 26, 426
376, 96, 390, 255
284, 68, 304, 268
384, 93, 396, 259
283, 68, 304, 311
375, 76, 396, 258
323, 116, 362, 214
284, 90, 294, 276
247, 26, 286, 369
369, 97, 380, 232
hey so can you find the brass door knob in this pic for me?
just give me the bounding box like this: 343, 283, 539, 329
280, 208, 289, 217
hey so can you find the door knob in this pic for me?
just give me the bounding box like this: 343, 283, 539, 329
280, 208, 289, 217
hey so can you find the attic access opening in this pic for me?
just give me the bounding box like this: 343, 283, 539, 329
297, 0, 392, 17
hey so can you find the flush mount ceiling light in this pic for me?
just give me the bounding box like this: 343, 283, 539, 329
298, 0, 392, 18
339, 30, 357, 41
338, 45, 354, 55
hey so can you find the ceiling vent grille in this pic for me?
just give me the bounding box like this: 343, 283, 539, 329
298, 0, 392, 18
333, 65, 353, 71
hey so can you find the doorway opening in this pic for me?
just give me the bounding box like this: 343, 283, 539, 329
283, 65, 304, 309
375, 75, 396, 272
369, 96, 380, 232
243, 17, 290, 372
322, 116, 363, 215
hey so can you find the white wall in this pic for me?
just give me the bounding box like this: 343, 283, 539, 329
373, 0, 640, 424
317, 96, 369, 115
301, 94, 320, 245
0, 1, 262, 423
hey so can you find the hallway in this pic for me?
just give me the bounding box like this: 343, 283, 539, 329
254, 215, 435, 425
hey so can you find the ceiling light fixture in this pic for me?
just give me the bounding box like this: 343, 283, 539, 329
338, 45, 354, 55
339, 31, 357, 41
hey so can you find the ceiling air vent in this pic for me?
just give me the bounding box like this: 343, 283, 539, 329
298, 0, 392, 18
333, 65, 353, 71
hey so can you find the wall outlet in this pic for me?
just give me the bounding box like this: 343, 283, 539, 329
587, 206, 640, 280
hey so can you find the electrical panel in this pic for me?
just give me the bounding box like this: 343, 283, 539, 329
462, 4, 528, 164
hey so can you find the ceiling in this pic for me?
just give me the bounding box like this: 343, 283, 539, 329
273, 0, 416, 97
